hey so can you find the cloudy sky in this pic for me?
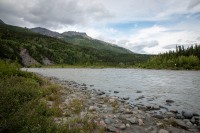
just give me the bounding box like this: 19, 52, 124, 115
0, 0, 200, 54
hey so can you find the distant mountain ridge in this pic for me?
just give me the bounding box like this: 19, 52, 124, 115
30, 27, 133, 54
31, 27, 60, 37
62, 31, 91, 38
0, 19, 5, 24
0, 19, 150, 66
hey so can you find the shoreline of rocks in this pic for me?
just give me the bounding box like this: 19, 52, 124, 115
44, 75, 200, 133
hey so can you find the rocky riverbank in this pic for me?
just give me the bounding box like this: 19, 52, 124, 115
44, 75, 199, 133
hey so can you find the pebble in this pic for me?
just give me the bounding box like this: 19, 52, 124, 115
136, 90, 142, 93
138, 119, 144, 126
109, 98, 116, 103
126, 117, 137, 124
153, 114, 164, 119
156, 122, 163, 127
97, 91, 105, 95
186, 121, 193, 127
135, 95, 145, 100
120, 124, 126, 130
123, 97, 130, 100
166, 112, 175, 118
126, 123, 130, 127
89, 106, 97, 111
166, 99, 174, 103
107, 126, 116, 132
114, 91, 119, 93
182, 111, 193, 119
104, 118, 112, 124
158, 129, 169, 133
172, 118, 188, 130
99, 120, 106, 127
124, 109, 133, 114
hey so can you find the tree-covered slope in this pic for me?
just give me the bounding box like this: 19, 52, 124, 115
31, 27, 133, 54
0, 23, 150, 67
139, 45, 200, 70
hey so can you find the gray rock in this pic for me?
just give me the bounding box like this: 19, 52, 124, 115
114, 91, 119, 93
89, 106, 97, 111
182, 111, 193, 119
158, 129, 169, 133
138, 119, 144, 126
123, 97, 130, 100
97, 91, 105, 95
156, 122, 163, 127
104, 118, 113, 124
190, 117, 195, 124
166, 99, 174, 103
120, 124, 126, 130
136, 90, 142, 93
193, 112, 199, 116
124, 109, 133, 114
173, 119, 188, 129
126, 117, 137, 124
153, 114, 164, 119
126, 123, 130, 127
176, 113, 184, 119
135, 95, 145, 100
81, 83, 86, 86
186, 121, 193, 127
166, 112, 175, 118
151, 105, 160, 110
107, 126, 116, 132
170, 109, 178, 113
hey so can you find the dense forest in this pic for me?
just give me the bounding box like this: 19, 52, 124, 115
0, 23, 150, 67
139, 44, 200, 70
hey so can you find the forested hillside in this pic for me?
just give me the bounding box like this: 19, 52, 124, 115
31, 27, 133, 54
139, 45, 200, 70
0, 22, 150, 67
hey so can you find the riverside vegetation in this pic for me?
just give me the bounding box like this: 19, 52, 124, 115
138, 45, 200, 70
1, 60, 200, 133
0, 60, 103, 132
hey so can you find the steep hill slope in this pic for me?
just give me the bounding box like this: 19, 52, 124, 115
31, 27, 133, 54
0, 22, 150, 66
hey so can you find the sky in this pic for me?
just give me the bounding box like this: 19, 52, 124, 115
0, 0, 200, 54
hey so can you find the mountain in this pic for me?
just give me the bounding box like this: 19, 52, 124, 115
0, 22, 150, 67
30, 28, 133, 54
0, 19, 5, 24
31, 27, 60, 37
62, 31, 90, 38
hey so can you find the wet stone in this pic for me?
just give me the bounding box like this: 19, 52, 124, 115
123, 97, 130, 100
126, 117, 137, 124
182, 111, 193, 119
135, 95, 145, 100
136, 90, 142, 93
107, 126, 116, 132
120, 124, 126, 130
138, 119, 144, 126
104, 118, 113, 124
153, 114, 164, 119
158, 129, 169, 133
166, 99, 174, 103
114, 91, 119, 93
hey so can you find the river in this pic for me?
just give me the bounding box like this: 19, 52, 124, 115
23, 68, 200, 114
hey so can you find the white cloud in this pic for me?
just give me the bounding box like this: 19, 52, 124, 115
0, 0, 200, 54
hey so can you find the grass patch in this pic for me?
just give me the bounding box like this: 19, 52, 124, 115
0, 60, 102, 132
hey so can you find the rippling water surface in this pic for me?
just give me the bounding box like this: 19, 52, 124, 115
23, 68, 200, 114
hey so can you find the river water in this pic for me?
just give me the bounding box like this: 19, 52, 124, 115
23, 68, 200, 114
